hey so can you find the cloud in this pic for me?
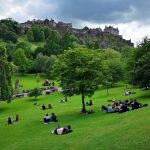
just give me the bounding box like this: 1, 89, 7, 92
57, 0, 150, 24
0, 0, 59, 22
0, 0, 150, 44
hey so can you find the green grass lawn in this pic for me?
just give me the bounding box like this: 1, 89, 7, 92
18, 36, 45, 51
0, 75, 150, 150
12, 74, 58, 91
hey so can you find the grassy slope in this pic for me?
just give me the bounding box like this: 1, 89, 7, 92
0, 75, 150, 150
18, 36, 45, 51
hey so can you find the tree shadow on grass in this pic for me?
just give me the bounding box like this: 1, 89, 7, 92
0, 107, 9, 113
24, 96, 44, 103
136, 93, 150, 101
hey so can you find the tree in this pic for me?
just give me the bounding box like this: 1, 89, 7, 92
127, 37, 150, 86
53, 47, 106, 111
134, 52, 150, 86
29, 88, 42, 100
60, 32, 78, 50
16, 42, 32, 59
33, 53, 49, 73
12, 48, 30, 74
4, 31, 17, 43
43, 30, 61, 56
0, 46, 13, 102
27, 25, 45, 42
105, 60, 124, 84
134, 37, 150, 86
101, 48, 124, 85
0, 19, 22, 34
85, 37, 99, 49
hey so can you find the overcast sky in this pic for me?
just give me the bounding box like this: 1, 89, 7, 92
0, 0, 150, 45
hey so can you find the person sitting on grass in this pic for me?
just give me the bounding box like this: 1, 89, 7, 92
107, 104, 114, 113
48, 104, 53, 109
8, 117, 13, 125
42, 104, 46, 110
86, 101, 89, 106
86, 100, 93, 106
64, 97, 69, 102
16, 114, 20, 121
81, 108, 87, 114
117, 103, 129, 113
7, 114, 20, 125
43, 114, 51, 124
89, 99, 93, 106
51, 113, 58, 122
52, 125, 73, 135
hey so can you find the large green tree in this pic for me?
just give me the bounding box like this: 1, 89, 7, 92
27, 25, 45, 42
4, 31, 17, 43
53, 47, 106, 111
16, 42, 32, 59
43, 30, 61, 56
131, 37, 150, 86
101, 48, 124, 85
60, 32, 79, 50
33, 53, 49, 73
12, 48, 30, 74
0, 46, 13, 102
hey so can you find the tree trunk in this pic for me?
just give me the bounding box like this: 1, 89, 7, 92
107, 87, 109, 95
81, 92, 85, 110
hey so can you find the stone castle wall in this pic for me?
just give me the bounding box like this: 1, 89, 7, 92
20, 19, 134, 47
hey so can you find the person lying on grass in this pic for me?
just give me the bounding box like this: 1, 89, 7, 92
124, 91, 136, 96
34, 102, 40, 106
131, 99, 148, 110
52, 125, 73, 135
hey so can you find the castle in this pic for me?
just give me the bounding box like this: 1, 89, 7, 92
20, 19, 134, 47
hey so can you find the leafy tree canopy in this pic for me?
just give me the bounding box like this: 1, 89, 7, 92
53, 47, 107, 110
0, 45, 13, 102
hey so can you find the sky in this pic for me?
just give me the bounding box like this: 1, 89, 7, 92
0, 0, 150, 45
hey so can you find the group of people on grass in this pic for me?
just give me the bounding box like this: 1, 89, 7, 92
59, 97, 69, 103
124, 91, 136, 96
43, 80, 55, 87
102, 98, 148, 113
41, 97, 73, 135
8, 114, 20, 124
86, 99, 93, 106
43, 113, 58, 124
41, 104, 53, 110
81, 99, 94, 114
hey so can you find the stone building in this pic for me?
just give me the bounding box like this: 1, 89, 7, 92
20, 19, 133, 47
104, 26, 119, 36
